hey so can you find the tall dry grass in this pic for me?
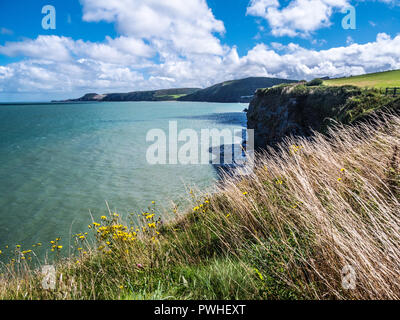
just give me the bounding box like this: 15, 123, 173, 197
204, 113, 400, 299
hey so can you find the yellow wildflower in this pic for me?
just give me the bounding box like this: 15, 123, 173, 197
254, 268, 264, 281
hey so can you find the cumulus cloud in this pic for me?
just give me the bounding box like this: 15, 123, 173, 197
0, 0, 229, 96
234, 33, 400, 79
247, 0, 400, 37
1, 32, 400, 96
247, 0, 350, 37
81, 0, 225, 56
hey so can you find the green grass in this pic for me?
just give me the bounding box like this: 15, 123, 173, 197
155, 94, 188, 100
324, 69, 400, 88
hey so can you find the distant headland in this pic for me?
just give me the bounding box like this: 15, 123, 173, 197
55, 77, 298, 103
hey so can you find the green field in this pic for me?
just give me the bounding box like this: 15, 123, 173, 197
155, 94, 187, 100
324, 69, 400, 89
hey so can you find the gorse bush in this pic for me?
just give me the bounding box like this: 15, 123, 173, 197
306, 78, 324, 86
1, 113, 399, 300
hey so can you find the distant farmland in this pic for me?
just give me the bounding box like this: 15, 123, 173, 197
324, 69, 400, 89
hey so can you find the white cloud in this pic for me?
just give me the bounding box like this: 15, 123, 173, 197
233, 33, 400, 79
247, 0, 400, 37
247, 0, 350, 37
81, 0, 225, 56
2, 32, 400, 97
0, 36, 74, 62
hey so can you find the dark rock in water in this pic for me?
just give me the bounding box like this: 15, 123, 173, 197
209, 143, 250, 177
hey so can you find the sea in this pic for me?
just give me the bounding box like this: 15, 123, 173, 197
0, 101, 246, 259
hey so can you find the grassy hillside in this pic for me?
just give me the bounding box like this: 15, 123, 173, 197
62, 88, 200, 102
178, 77, 297, 103
324, 69, 400, 88
1, 113, 399, 300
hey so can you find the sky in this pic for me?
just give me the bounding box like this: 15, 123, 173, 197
0, 0, 399, 101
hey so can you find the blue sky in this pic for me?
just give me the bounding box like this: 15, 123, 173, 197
0, 0, 399, 101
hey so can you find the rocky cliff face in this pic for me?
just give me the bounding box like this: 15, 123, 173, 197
246, 84, 364, 149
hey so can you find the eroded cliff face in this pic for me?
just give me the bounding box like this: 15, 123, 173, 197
246, 84, 362, 149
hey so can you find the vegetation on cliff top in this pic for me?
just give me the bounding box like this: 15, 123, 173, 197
1, 112, 399, 300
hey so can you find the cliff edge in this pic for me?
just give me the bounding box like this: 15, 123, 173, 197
247, 83, 400, 149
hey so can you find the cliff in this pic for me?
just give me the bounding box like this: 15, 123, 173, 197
247, 83, 400, 149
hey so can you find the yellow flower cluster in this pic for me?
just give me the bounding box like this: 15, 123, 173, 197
96, 224, 137, 242
20, 249, 33, 261
192, 198, 211, 214
50, 237, 63, 252
290, 144, 304, 154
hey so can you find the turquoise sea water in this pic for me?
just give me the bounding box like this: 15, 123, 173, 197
0, 101, 246, 257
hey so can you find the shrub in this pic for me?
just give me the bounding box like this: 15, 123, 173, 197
306, 78, 324, 86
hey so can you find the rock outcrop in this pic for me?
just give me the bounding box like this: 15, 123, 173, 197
247, 84, 365, 149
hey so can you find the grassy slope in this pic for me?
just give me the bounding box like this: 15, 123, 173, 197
178, 77, 297, 102
1, 113, 399, 300
324, 69, 400, 88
